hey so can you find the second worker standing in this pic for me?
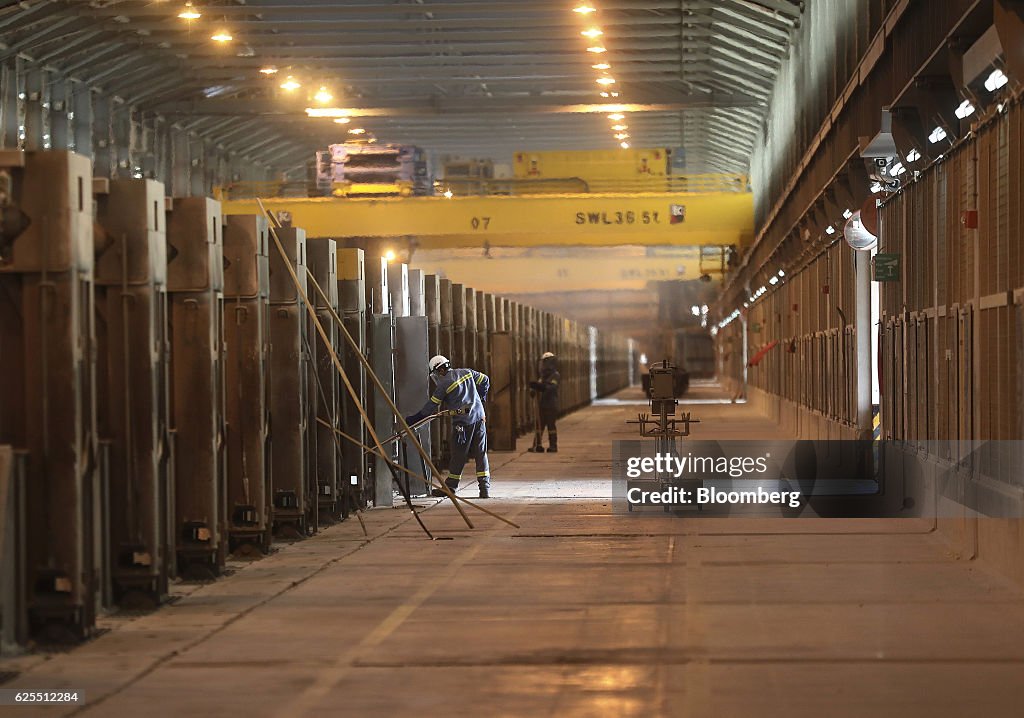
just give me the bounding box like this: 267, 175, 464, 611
529, 351, 560, 453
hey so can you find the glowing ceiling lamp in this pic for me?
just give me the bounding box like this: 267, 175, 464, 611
581, 28, 603, 38
333, 117, 351, 124
984, 68, 1008, 92
619, 141, 630, 149
178, 2, 201, 20
348, 128, 366, 135
314, 87, 333, 104
954, 99, 975, 119
280, 77, 301, 91
592, 63, 611, 70
259, 66, 279, 75
596, 76, 616, 85
928, 126, 947, 144
586, 46, 607, 54
211, 30, 233, 42
573, 4, 597, 14
607, 113, 624, 120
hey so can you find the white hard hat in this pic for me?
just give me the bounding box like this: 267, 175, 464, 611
429, 355, 450, 372
541, 351, 555, 359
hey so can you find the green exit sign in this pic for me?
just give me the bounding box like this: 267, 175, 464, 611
873, 253, 901, 282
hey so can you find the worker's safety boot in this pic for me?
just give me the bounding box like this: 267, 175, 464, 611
528, 435, 545, 452
547, 434, 558, 453
478, 479, 490, 499
431, 476, 460, 498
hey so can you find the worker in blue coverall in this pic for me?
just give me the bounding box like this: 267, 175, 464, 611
405, 355, 492, 499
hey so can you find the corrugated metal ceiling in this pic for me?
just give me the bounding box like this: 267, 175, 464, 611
0, 0, 803, 172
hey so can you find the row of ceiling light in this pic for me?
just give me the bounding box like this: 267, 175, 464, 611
717, 65, 1013, 331
175, 3, 376, 141
573, 4, 631, 149
872, 67, 1006, 189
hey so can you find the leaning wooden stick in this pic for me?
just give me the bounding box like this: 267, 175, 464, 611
258, 200, 518, 530
372, 410, 452, 449
304, 269, 520, 529
302, 335, 368, 537
304, 269, 475, 517
256, 202, 472, 530
317, 417, 521, 529
257, 201, 447, 536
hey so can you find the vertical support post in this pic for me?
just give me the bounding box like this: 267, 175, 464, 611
189, 135, 205, 197
113, 103, 132, 178
140, 114, 157, 179
171, 127, 190, 197
166, 197, 227, 574
0, 62, 20, 148
266, 226, 310, 531
155, 120, 171, 189
0, 152, 99, 639
337, 248, 368, 514
741, 314, 749, 400
222, 214, 272, 552
855, 249, 872, 434
23, 68, 44, 151
93, 178, 170, 604
93, 96, 113, 178
72, 82, 93, 157
49, 78, 69, 150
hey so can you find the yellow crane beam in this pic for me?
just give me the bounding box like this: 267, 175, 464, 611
221, 192, 754, 248
408, 254, 720, 293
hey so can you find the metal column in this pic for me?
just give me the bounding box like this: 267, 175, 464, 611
267, 227, 310, 536
0, 151, 100, 641
307, 239, 340, 524
464, 287, 477, 369
72, 83, 93, 158
49, 78, 69, 151
452, 283, 467, 368
387, 261, 409, 318
395, 268, 430, 496
337, 248, 368, 515
166, 197, 226, 577
424, 274, 443, 467
855, 249, 873, 436
1, 447, 28, 652
222, 214, 272, 554
93, 178, 171, 607
22, 68, 43, 151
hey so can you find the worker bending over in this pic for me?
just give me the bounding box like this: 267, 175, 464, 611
405, 355, 492, 499
529, 351, 560, 453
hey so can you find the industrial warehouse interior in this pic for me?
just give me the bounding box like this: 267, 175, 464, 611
2, 0, 1024, 716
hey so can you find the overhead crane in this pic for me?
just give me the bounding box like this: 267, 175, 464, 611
408, 251, 728, 293
221, 191, 755, 249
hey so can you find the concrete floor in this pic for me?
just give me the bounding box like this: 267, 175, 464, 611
5, 383, 1024, 717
